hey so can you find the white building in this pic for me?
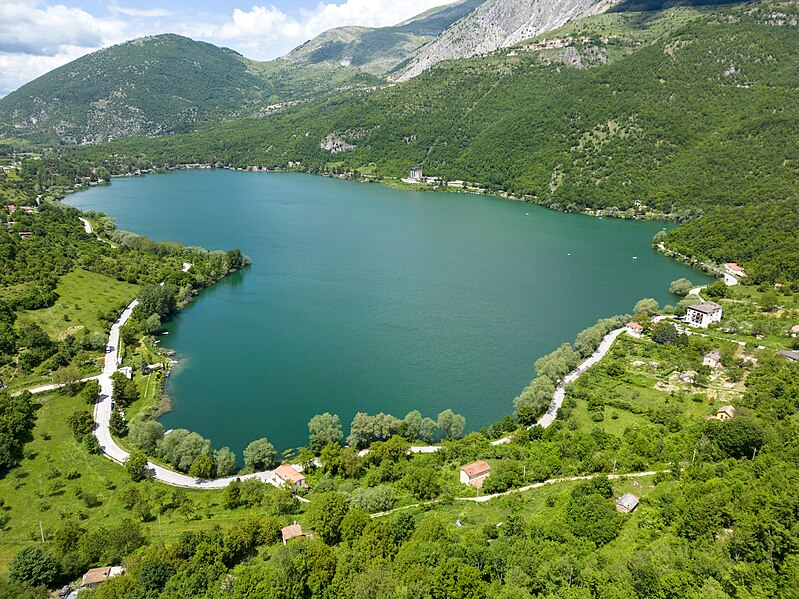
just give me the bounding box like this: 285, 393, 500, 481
703, 351, 722, 369
626, 322, 644, 337
409, 167, 423, 182
459, 461, 491, 489
685, 302, 723, 328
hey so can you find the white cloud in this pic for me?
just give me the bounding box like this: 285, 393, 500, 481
0, 0, 452, 96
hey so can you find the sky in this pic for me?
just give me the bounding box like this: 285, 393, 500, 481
0, 0, 452, 96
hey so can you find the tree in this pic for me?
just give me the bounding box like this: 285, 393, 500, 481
431, 559, 486, 599
401, 410, 423, 440
9, 546, 59, 588
669, 278, 693, 296
52, 365, 82, 394
437, 409, 466, 440
306, 492, 349, 544
308, 412, 343, 454
83, 434, 101, 455
215, 447, 237, 477
128, 420, 164, 453
340, 509, 371, 543
709, 417, 766, 459
159, 429, 212, 472
67, 410, 94, 442
402, 464, 441, 500
419, 417, 437, 443
634, 298, 660, 316
348, 412, 375, 449
514, 376, 556, 424
243, 438, 276, 471
109, 409, 128, 437
81, 379, 100, 404
189, 454, 215, 479
125, 450, 149, 482
760, 291, 779, 312
703, 280, 729, 300
138, 283, 177, 316
139, 561, 175, 592
651, 322, 679, 345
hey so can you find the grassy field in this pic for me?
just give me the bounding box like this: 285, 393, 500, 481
0, 390, 245, 576
18, 268, 136, 339
568, 334, 747, 435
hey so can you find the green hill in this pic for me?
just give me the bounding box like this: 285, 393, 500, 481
0, 35, 275, 144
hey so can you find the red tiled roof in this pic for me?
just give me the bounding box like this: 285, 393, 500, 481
460, 460, 491, 478
281, 523, 304, 541
275, 464, 305, 485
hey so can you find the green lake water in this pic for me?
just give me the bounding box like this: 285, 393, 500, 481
68, 169, 709, 453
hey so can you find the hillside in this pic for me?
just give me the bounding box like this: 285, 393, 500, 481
391, 0, 612, 81
281, 0, 486, 74
0, 35, 270, 144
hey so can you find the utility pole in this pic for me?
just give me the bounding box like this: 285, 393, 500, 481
39, 521, 45, 542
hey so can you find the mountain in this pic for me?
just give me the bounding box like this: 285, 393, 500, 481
0, 34, 268, 144
391, 0, 613, 81
281, 0, 487, 75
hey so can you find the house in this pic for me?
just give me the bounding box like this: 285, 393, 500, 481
790, 325, 799, 337
678, 371, 696, 384
118, 366, 133, 379
703, 351, 722, 369
80, 566, 124, 588
724, 263, 745, 278
6, 204, 15, 212
776, 350, 799, 363
626, 322, 644, 337
275, 464, 307, 490
20, 206, 35, 213
18, 231, 33, 239
685, 302, 723, 328
459, 460, 491, 489
281, 521, 309, 544
409, 167, 423, 182
616, 493, 639, 513
708, 405, 737, 421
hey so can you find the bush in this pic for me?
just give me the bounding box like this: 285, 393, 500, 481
9, 546, 59, 588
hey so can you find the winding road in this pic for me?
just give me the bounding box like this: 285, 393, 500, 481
491, 327, 626, 445
93, 299, 278, 489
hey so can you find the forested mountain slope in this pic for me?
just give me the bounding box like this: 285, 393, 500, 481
70, 1, 798, 281
0, 35, 269, 144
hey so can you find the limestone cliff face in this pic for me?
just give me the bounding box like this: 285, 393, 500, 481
392, 0, 613, 82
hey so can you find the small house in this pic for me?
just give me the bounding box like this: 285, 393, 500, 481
275, 464, 307, 490
708, 405, 737, 421
80, 566, 124, 589
626, 322, 644, 337
459, 460, 491, 489
616, 493, 639, 513
685, 302, 723, 328
703, 351, 722, 369
790, 325, 799, 337
776, 350, 799, 363
118, 366, 133, 379
409, 167, 423, 182
18, 231, 33, 239
724, 263, 745, 278
6, 204, 15, 212
281, 521, 309, 544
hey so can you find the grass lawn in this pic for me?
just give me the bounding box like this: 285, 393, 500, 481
18, 268, 136, 339
0, 390, 251, 577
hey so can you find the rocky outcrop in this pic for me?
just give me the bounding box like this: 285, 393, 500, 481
320, 134, 356, 154
392, 0, 613, 81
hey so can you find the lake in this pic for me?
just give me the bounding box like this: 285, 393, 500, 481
68, 169, 709, 454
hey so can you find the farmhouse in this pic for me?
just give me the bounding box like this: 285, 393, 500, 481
616, 493, 639, 513
685, 302, 723, 328
281, 522, 309, 544
78, 566, 125, 590
724, 263, 745, 277
626, 322, 644, 337
708, 405, 737, 421
460, 460, 491, 488
703, 351, 722, 369
275, 464, 307, 490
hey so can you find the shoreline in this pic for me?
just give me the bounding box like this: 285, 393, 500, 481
64, 165, 716, 456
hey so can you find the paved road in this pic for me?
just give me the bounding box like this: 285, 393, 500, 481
79, 216, 117, 248
93, 299, 278, 489
491, 327, 626, 445
24, 375, 99, 395
457, 470, 660, 503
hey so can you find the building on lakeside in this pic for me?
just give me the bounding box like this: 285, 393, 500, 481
460, 460, 491, 489
625, 322, 644, 337
275, 464, 307, 490
708, 405, 737, 421
685, 301, 723, 328
724, 262, 745, 278
409, 167, 423, 182
616, 493, 639, 513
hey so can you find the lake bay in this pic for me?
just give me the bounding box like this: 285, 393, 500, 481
68, 169, 709, 453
